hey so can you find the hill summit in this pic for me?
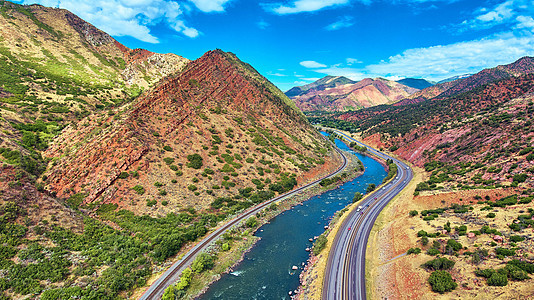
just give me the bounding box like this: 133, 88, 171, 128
43, 49, 339, 214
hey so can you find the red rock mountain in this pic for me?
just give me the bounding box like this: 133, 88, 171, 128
404, 56, 534, 103
43, 50, 340, 213
289, 77, 418, 112
333, 70, 534, 190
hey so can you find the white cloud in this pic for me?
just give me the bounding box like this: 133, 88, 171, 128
257, 20, 270, 29
475, 1, 514, 23
268, 72, 287, 77
306, 31, 534, 82
264, 0, 350, 15
456, 0, 534, 32
325, 16, 354, 30
188, 0, 232, 12
19, 0, 218, 42
300, 60, 327, 68
346, 57, 362, 65
516, 15, 534, 31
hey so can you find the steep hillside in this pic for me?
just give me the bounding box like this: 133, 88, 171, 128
396, 78, 434, 90
0, 1, 188, 124
0, 0, 188, 189
289, 77, 418, 112
285, 75, 355, 97
403, 57, 534, 104
317, 73, 534, 191
43, 49, 339, 215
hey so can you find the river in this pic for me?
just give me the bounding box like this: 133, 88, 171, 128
200, 136, 387, 299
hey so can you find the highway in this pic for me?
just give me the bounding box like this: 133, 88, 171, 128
140, 141, 348, 300
322, 130, 413, 300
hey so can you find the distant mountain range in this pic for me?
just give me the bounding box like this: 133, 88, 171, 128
286, 76, 420, 112
285, 75, 355, 97
309, 56, 534, 218
396, 78, 434, 90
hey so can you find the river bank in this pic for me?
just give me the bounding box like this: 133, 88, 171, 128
175, 149, 364, 299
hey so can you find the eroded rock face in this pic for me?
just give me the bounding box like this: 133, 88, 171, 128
44, 50, 338, 214
290, 77, 418, 112
65, 10, 115, 47
121, 52, 189, 88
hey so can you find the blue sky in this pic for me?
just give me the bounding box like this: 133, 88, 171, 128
17, 0, 534, 91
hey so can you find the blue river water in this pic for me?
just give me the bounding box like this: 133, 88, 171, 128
200, 137, 387, 299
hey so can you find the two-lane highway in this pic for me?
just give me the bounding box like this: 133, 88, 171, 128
140, 140, 348, 300
323, 130, 413, 300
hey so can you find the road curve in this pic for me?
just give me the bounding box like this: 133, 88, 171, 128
322, 130, 413, 300
140, 140, 348, 300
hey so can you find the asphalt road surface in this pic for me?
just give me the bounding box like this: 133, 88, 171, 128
140, 142, 348, 300
322, 130, 413, 300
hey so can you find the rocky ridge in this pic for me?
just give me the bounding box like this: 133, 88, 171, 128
43, 50, 338, 214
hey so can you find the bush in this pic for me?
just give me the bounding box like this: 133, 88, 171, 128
407, 248, 421, 255
486, 212, 496, 218
446, 239, 463, 252
176, 267, 193, 290
509, 235, 525, 242
422, 257, 455, 270
487, 272, 508, 286
417, 230, 428, 237
163, 145, 173, 152
191, 253, 215, 273
495, 247, 515, 257
245, 216, 257, 228
366, 183, 376, 193
353, 192, 363, 203
188, 185, 197, 192
187, 154, 203, 169
132, 185, 145, 195
118, 172, 129, 179
313, 235, 327, 255
409, 210, 418, 217
475, 268, 496, 278
428, 270, 457, 293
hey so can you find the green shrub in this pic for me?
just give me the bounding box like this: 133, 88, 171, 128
163, 157, 175, 165
487, 272, 508, 286
422, 257, 455, 270
475, 268, 495, 278
407, 248, 421, 255
132, 185, 145, 195
313, 235, 327, 255
495, 247, 515, 257
188, 185, 197, 192
353, 192, 363, 203
163, 145, 173, 152
118, 172, 129, 179
409, 210, 418, 217
245, 216, 257, 228
191, 253, 215, 273
446, 239, 463, 252
509, 235, 525, 242
187, 154, 203, 169
428, 270, 457, 293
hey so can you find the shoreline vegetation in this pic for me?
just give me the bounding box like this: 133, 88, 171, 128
155, 149, 364, 299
